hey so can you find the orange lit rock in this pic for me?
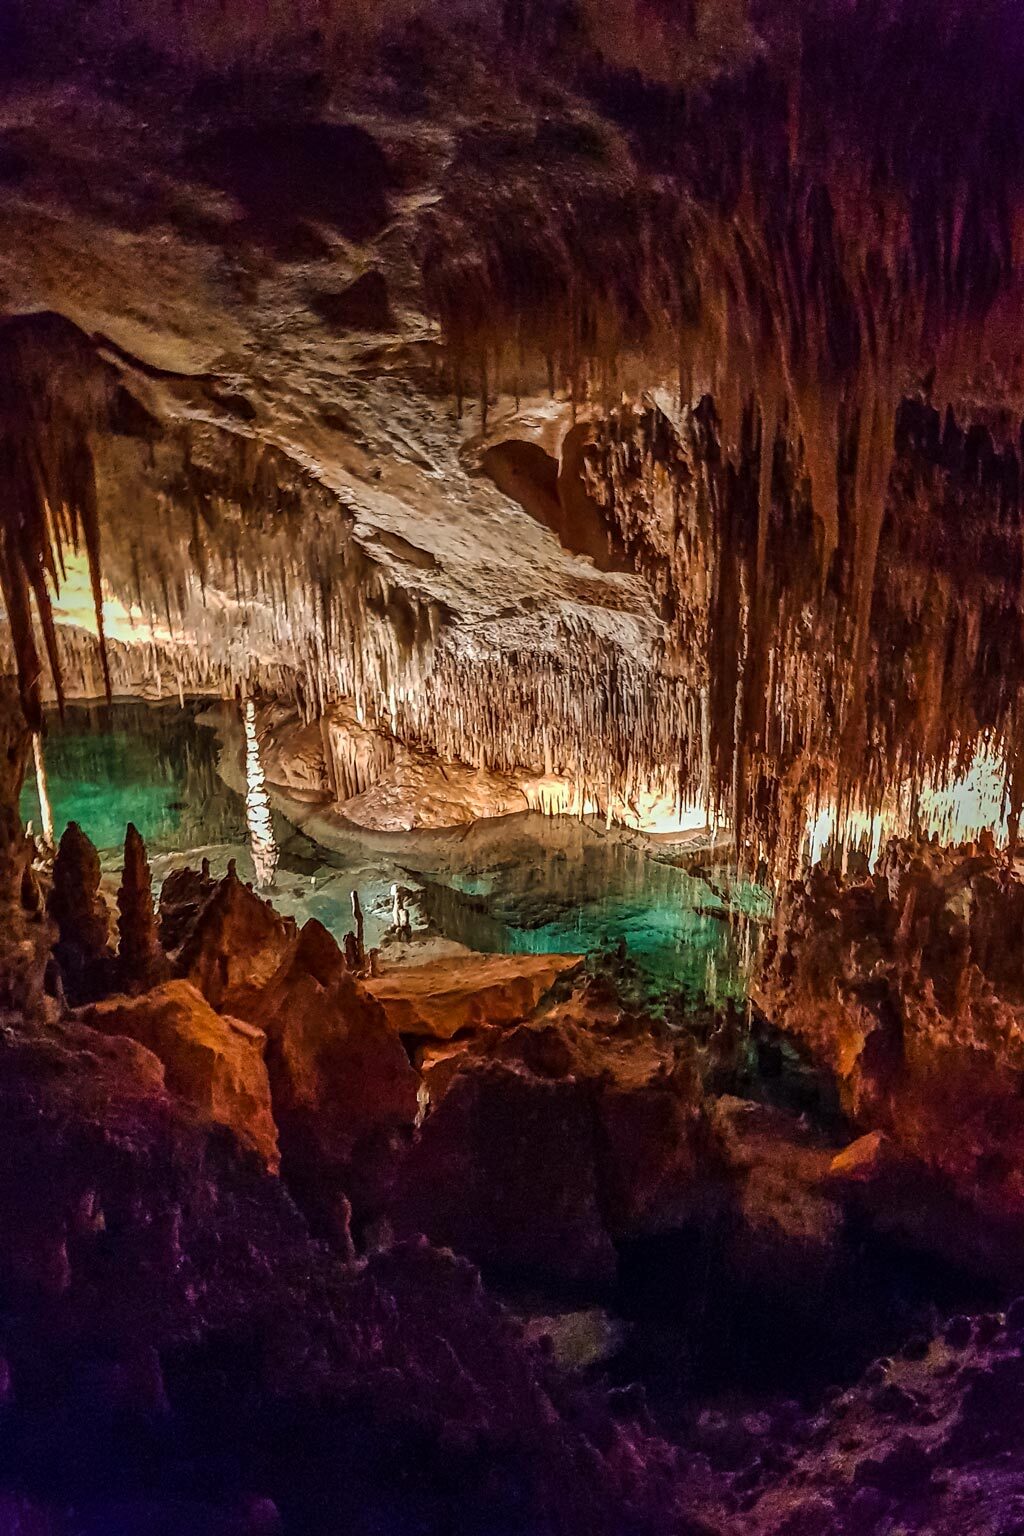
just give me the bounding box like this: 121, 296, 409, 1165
364, 952, 583, 1039
763, 839, 1024, 1243
79, 980, 279, 1171
177, 868, 296, 1018
250, 920, 420, 1219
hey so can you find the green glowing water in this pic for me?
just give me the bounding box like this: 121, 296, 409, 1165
21, 702, 771, 1005
20, 701, 247, 853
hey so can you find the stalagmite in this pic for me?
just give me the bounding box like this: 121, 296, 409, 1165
242, 699, 278, 890
47, 821, 113, 1005
117, 823, 168, 995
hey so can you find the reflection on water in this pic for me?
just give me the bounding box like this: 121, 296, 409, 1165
20, 701, 248, 854
415, 831, 770, 1005
19, 701, 771, 1005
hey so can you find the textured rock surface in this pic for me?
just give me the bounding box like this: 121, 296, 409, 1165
249, 921, 420, 1222
0, 1007, 687, 1536
0, 678, 51, 1017
79, 979, 279, 1169
394, 981, 712, 1281
365, 952, 584, 1038
48, 821, 113, 1004
178, 868, 297, 1016
116, 821, 170, 993
762, 840, 1024, 1254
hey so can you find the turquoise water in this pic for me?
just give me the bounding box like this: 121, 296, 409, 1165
20, 701, 247, 853
417, 838, 770, 1006
20, 702, 771, 1005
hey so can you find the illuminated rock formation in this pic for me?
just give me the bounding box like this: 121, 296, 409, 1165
116, 823, 169, 994
0, 679, 53, 1017
177, 867, 296, 1017
761, 838, 1024, 1253
241, 920, 420, 1224
365, 952, 584, 1039
79, 980, 280, 1171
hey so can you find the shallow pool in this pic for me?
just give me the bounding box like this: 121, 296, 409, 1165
21, 700, 771, 1006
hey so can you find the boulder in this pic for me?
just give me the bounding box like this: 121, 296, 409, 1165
157, 859, 217, 954
711, 1097, 843, 1289
364, 952, 583, 1039
79, 980, 279, 1170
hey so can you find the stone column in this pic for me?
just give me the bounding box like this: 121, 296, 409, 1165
0, 678, 53, 1017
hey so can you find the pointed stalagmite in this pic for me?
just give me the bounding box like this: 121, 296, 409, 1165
48, 821, 113, 1005
117, 823, 168, 995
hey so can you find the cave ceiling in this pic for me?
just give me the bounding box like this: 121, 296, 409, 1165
3, 0, 1024, 866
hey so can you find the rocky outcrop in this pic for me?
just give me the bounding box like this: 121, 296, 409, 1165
761, 839, 1024, 1251
0, 1007, 686, 1536
177, 867, 296, 1016
394, 1058, 618, 1290
79, 979, 279, 1170
394, 984, 712, 1284
711, 1097, 843, 1295
158, 857, 216, 953
242, 919, 420, 1224
365, 952, 584, 1039
47, 820, 113, 1004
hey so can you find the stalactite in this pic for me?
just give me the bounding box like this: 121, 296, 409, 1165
31, 733, 55, 851
243, 698, 278, 890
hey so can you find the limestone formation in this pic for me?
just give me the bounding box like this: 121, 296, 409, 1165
364, 952, 584, 1040
761, 838, 1024, 1254
177, 867, 297, 1017
116, 823, 169, 994
79, 980, 279, 1170
47, 820, 113, 1005
0, 679, 52, 1017
240, 919, 420, 1222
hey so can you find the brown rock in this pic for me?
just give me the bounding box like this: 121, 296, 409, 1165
116, 823, 169, 994
712, 1097, 842, 1288
255, 922, 420, 1218
48, 820, 113, 1004
0, 679, 52, 1017
157, 859, 216, 954
177, 868, 296, 1017
827, 1130, 895, 1186
364, 952, 583, 1039
79, 980, 279, 1170
393, 1058, 617, 1289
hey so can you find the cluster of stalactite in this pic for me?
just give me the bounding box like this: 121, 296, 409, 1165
391, 622, 697, 819
92, 420, 448, 725
414, 0, 1024, 866
0, 315, 120, 730
578, 393, 1024, 870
